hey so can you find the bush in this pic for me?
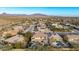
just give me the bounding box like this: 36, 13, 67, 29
12, 42, 25, 49
23, 32, 33, 47
2, 44, 13, 51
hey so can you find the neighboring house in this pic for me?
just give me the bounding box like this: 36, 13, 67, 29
49, 33, 64, 47
37, 23, 50, 33
13, 25, 24, 31
31, 31, 48, 45
38, 28, 50, 33
66, 34, 79, 44
2, 25, 24, 37
52, 23, 63, 29
49, 33, 63, 42
3, 35, 24, 44
2, 29, 19, 37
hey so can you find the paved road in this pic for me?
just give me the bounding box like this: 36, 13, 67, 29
24, 24, 35, 33
56, 32, 79, 35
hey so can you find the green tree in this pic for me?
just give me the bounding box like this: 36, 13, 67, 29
12, 42, 23, 49
23, 32, 33, 47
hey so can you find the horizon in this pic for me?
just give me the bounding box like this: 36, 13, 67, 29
0, 7, 79, 16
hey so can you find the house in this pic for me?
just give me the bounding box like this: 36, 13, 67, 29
38, 28, 50, 33
2, 29, 19, 37
66, 34, 79, 44
31, 31, 48, 45
13, 25, 24, 31
52, 23, 63, 29
3, 35, 24, 44
2, 25, 24, 38
37, 23, 50, 33
49, 33, 64, 47
49, 33, 63, 42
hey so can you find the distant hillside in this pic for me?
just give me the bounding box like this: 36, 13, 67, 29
30, 13, 47, 16
0, 13, 47, 16
0, 13, 27, 16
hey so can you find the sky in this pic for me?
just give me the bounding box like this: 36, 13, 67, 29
0, 7, 79, 16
